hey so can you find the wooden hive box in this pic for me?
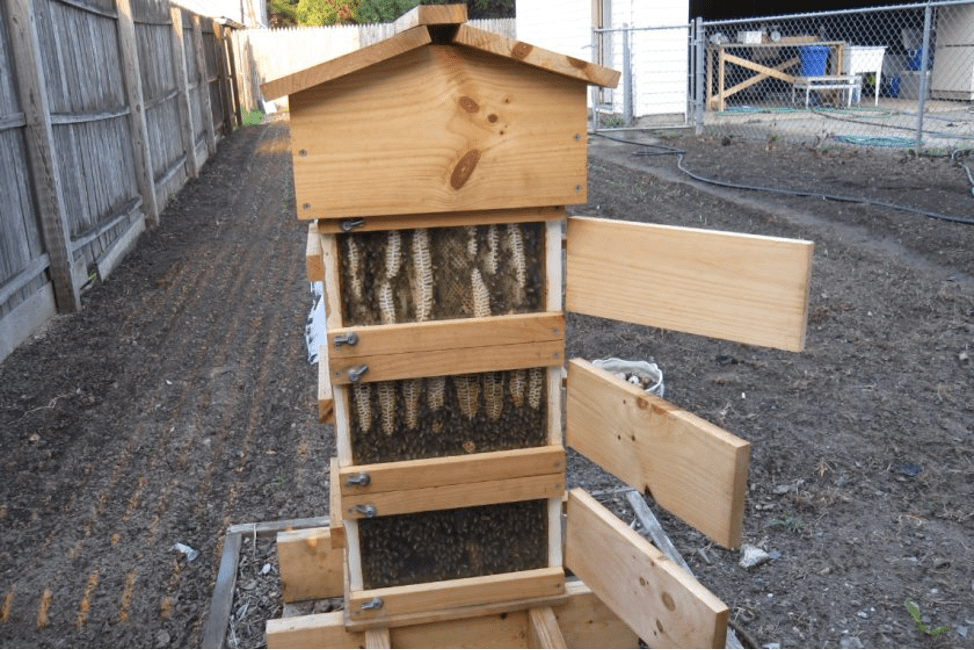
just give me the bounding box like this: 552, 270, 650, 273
262, 5, 814, 647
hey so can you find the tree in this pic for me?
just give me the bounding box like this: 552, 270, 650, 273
356, 0, 513, 23
295, 0, 360, 25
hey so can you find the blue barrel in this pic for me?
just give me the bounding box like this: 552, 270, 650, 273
798, 45, 829, 76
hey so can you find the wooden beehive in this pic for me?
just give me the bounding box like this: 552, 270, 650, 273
262, 5, 814, 647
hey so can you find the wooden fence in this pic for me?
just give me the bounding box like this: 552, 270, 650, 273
0, 0, 240, 362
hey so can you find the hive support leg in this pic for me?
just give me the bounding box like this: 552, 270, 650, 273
365, 628, 392, 649
528, 606, 567, 648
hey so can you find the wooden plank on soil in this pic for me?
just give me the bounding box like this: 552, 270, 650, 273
528, 606, 567, 648
565, 490, 728, 649
346, 567, 566, 628
261, 27, 432, 99
277, 527, 344, 602
340, 446, 564, 495
315, 206, 565, 234
566, 359, 749, 548
565, 216, 813, 352
342, 472, 564, 519
453, 24, 620, 88
328, 313, 564, 385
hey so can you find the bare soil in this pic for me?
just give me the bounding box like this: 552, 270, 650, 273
1, 117, 972, 649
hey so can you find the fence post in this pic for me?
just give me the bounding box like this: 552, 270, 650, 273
191, 15, 218, 156
915, 4, 933, 151
622, 24, 632, 126
694, 17, 705, 135
211, 22, 235, 135
115, 0, 160, 225
8, 0, 81, 313
170, 7, 199, 177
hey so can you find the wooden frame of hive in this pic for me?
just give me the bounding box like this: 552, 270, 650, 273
261, 5, 814, 647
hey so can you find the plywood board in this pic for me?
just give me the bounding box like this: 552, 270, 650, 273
566, 360, 749, 548
315, 206, 565, 234
454, 24, 620, 88
277, 527, 344, 602
565, 216, 813, 352
566, 490, 727, 649
347, 567, 565, 626
340, 446, 564, 495
328, 313, 564, 384
342, 473, 563, 519
261, 26, 433, 99
289, 45, 588, 219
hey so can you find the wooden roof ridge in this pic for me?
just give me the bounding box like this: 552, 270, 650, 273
260, 4, 619, 100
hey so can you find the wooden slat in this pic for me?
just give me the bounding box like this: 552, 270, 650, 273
553, 581, 639, 649
529, 607, 567, 648
343, 472, 563, 519
328, 313, 564, 385
566, 360, 749, 548
565, 216, 813, 352
201, 531, 242, 649
169, 7, 199, 177
267, 610, 364, 649
328, 458, 346, 549
393, 610, 530, 648
347, 567, 566, 626
261, 27, 432, 100
277, 527, 344, 602
315, 206, 565, 234
191, 15, 217, 156
453, 24, 620, 88
565, 490, 727, 649
340, 446, 564, 495
365, 627, 392, 649
307, 222, 324, 282
393, 3, 468, 33
317, 346, 335, 424
288, 45, 587, 220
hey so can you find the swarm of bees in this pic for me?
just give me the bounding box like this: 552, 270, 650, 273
358, 500, 548, 589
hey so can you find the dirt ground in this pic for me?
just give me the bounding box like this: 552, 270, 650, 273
1, 115, 972, 649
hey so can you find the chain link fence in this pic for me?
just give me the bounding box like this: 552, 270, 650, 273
594, 1, 974, 154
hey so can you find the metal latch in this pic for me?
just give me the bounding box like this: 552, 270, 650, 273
346, 472, 370, 487
346, 364, 368, 383
353, 504, 377, 518
360, 597, 383, 611
334, 332, 358, 348
341, 219, 366, 232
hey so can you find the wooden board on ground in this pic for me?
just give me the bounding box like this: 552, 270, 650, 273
565, 216, 813, 352
566, 359, 749, 548
565, 489, 727, 649
277, 527, 344, 602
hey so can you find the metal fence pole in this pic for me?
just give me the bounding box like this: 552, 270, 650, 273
915, 4, 933, 150
694, 17, 705, 135
623, 24, 633, 126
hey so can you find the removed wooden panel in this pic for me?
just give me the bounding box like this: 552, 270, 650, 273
306, 222, 324, 282
289, 46, 587, 219
347, 567, 566, 627
261, 26, 432, 99
341, 446, 564, 495
365, 627, 392, 649
315, 206, 565, 234
267, 610, 363, 649
528, 607, 567, 648
329, 458, 346, 549
565, 216, 813, 352
566, 360, 749, 548
329, 313, 564, 385
565, 490, 727, 649
394, 3, 467, 33
277, 527, 343, 602
342, 472, 563, 519
317, 345, 335, 424
454, 24, 620, 88
553, 581, 640, 649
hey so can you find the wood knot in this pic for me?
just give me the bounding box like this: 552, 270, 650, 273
458, 96, 479, 113
450, 149, 481, 189
511, 42, 533, 60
